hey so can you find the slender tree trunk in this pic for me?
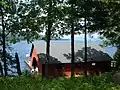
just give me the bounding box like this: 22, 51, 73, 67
1, 8, 7, 76
15, 52, 21, 76
71, 3, 75, 78
45, 0, 52, 77
0, 62, 3, 75
84, 11, 87, 76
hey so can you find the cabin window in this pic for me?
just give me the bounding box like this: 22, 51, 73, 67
111, 61, 116, 68
92, 63, 96, 66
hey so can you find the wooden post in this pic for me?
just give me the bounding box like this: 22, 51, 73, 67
15, 52, 22, 76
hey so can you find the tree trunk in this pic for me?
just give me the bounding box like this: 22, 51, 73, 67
15, 52, 21, 76
0, 62, 3, 75
1, 8, 7, 76
71, 3, 75, 78
45, 0, 52, 77
84, 10, 87, 76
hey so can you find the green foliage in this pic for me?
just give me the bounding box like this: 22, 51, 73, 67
0, 73, 120, 90
17, 0, 67, 42
0, 0, 25, 75
98, 1, 120, 47
0, 50, 17, 75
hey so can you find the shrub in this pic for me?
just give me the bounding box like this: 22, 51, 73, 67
0, 72, 120, 90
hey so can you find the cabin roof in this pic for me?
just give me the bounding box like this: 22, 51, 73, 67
32, 41, 112, 64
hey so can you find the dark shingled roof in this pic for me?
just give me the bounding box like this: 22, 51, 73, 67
33, 41, 112, 64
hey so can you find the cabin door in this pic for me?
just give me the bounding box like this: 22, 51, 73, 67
31, 57, 38, 72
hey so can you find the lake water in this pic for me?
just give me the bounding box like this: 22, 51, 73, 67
10, 40, 117, 71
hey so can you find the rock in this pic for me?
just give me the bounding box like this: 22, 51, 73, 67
113, 72, 120, 84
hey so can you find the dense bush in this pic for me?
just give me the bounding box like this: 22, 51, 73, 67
0, 72, 120, 90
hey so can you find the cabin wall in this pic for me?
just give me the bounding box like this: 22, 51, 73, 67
41, 64, 63, 77
41, 61, 111, 77
42, 64, 81, 77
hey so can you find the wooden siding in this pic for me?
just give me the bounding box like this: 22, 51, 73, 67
40, 61, 111, 77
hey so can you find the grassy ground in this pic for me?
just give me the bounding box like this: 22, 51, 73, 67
0, 72, 120, 90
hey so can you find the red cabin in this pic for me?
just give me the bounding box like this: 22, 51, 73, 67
25, 41, 112, 77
